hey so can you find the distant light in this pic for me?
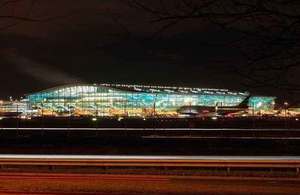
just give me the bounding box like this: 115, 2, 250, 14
20, 116, 31, 120
211, 116, 218, 120
92, 117, 97, 121
257, 102, 262, 108
0, 117, 3, 120
118, 117, 123, 121
296, 118, 299, 121
143, 118, 146, 121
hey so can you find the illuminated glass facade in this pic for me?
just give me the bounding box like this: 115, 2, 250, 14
25, 84, 275, 117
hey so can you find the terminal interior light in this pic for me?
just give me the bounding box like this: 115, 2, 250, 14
17, 84, 276, 117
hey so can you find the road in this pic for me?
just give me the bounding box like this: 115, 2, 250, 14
1, 155, 300, 168
2, 128, 300, 141
1, 154, 300, 160
1, 127, 300, 131
0, 155, 300, 194
0, 172, 300, 194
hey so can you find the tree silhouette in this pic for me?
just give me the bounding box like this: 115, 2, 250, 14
0, 0, 39, 30
127, 0, 300, 95
0, 0, 76, 30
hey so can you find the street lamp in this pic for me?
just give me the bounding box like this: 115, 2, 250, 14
284, 101, 289, 117
252, 101, 255, 117
40, 98, 47, 128
271, 101, 275, 110
283, 101, 289, 129
153, 93, 158, 117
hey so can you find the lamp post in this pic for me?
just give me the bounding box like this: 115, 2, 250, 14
252, 101, 255, 128
152, 93, 158, 129
215, 102, 219, 116
284, 101, 289, 129
252, 101, 255, 117
284, 101, 289, 118
68, 105, 72, 129
41, 98, 46, 128
271, 101, 275, 116
153, 93, 158, 117
16, 103, 19, 129
271, 101, 275, 109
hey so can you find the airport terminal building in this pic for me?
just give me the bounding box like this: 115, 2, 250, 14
24, 84, 275, 117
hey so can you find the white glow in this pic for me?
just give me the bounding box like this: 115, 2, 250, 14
257, 102, 263, 108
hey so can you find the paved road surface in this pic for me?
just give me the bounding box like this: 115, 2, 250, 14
0, 155, 299, 194
1, 154, 300, 169
0, 172, 299, 194
1, 127, 300, 131
1, 154, 300, 160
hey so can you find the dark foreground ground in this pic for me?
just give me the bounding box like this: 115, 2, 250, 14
0, 156, 300, 194
1, 172, 300, 195
0, 128, 300, 156
0, 116, 299, 155
0, 117, 299, 194
0, 118, 300, 194
1, 116, 300, 129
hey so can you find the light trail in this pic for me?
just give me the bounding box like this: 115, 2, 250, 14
143, 136, 300, 140
0, 154, 300, 161
1, 127, 300, 131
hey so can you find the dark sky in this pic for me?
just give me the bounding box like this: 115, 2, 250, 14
0, 0, 298, 101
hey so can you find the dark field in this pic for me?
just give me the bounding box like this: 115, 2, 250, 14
1, 116, 300, 129
0, 129, 300, 156
0, 117, 299, 155
1, 118, 300, 194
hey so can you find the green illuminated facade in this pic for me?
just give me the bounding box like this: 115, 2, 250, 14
25, 84, 275, 117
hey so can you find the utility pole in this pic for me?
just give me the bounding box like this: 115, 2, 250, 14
153, 93, 158, 117
16, 104, 19, 129
284, 101, 289, 129
252, 101, 255, 129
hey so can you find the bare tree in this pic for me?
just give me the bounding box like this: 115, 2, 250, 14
127, 0, 300, 95
0, 0, 40, 30
0, 0, 79, 30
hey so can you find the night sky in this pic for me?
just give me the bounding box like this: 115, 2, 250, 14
0, 0, 299, 101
